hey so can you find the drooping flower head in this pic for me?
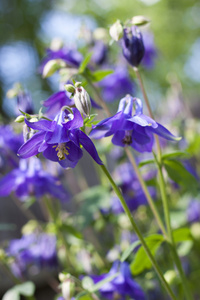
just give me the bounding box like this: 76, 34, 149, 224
90, 261, 146, 300
90, 95, 181, 153
7, 233, 57, 278
121, 26, 145, 67
18, 108, 102, 168
0, 157, 70, 202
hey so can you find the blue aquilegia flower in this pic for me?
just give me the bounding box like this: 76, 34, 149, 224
90, 261, 146, 300
90, 96, 181, 153
16, 90, 34, 115
7, 233, 57, 278
121, 26, 145, 67
91, 40, 108, 65
0, 157, 70, 201
18, 108, 103, 168
99, 66, 134, 103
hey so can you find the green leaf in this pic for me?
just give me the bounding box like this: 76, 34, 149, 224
120, 240, 141, 262
162, 151, 190, 161
164, 159, 197, 188
84, 114, 98, 127
15, 281, 35, 296
138, 159, 155, 168
177, 241, 193, 256
60, 224, 82, 239
90, 69, 113, 82
79, 53, 93, 73
173, 227, 192, 243
75, 291, 93, 300
130, 234, 164, 275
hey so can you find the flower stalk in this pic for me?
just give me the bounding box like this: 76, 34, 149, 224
100, 164, 177, 300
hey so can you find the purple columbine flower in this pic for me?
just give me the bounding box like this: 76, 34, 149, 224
0, 157, 70, 201
111, 162, 156, 213
121, 26, 145, 67
18, 108, 103, 168
99, 66, 134, 103
7, 233, 57, 278
90, 95, 181, 153
187, 200, 200, 223
40, 47, 83, 73
90, 261, 146, 300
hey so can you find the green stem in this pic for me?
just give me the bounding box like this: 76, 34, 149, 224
125, 148, 167, 239
100, 164, 177, 300
134, 67, 192, 299
157, 161, 193, 300
43, 197, 73, 271
84, 74, 111, 117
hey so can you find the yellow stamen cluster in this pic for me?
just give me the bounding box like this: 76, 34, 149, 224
53, 143, 69, 160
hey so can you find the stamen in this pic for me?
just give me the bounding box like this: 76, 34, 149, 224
53, 143, 70, 160
122, 130, 132, 145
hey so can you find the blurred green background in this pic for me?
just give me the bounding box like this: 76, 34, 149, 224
0, 0, 200, 118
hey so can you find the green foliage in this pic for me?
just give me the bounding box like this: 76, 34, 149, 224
130, 234, 164, 275
173, 227, 192, 243
163, 159, 198, 189
120, 240, 141, 262
79, 53, 93, 74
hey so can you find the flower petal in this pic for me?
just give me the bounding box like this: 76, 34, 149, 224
18, 132, 46, 158
78, 131, 103, 165
25, 119, 55, 132
148, 122, 182, 141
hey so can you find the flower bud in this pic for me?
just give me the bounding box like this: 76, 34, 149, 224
15, 115, 25, 123
121, 26, 145, 67
64, 84, 75, 94
131, 15, 150, 26
74, 86, 91, 116
42, 59, 66, 78
109, 20, 123, 41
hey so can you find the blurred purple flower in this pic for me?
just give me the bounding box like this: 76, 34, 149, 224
0, 125, 23, 170
91, 261, 146, 300
187, 200, 200, 223
7, 233, 57, 278
121, 26, 145, 67
111, 162, 156, 213
18, 108, 102, 168
40, 47, 83, 72
99, 66, 134, 103
16, 90, 34, 115
0, 157, 70, 201
90, 95, 180, 153
91, 40, 108, 65
141, 31, 157, 69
